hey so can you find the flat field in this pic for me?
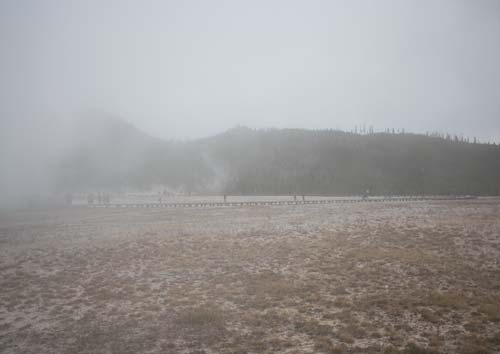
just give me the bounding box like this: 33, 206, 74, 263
0, 198, 499, 354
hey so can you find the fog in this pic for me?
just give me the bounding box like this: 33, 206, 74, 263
2, 0, 500, 139
2, 4, 500, 351
1, 0, 500, 207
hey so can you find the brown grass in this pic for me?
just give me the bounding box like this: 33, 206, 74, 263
1, 198, 499, 353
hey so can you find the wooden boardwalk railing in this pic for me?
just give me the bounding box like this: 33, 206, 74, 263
87, 196, 477, 209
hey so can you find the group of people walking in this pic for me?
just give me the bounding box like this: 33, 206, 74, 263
87, 192, 111, 205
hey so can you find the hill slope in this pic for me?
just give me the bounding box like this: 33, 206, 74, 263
57, 121, 500, 196
201, 127, 500, 195
56, 117, 212, 192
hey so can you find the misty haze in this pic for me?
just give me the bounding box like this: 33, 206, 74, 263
1, 1, 499, 354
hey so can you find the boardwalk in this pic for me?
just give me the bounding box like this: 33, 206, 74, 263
88, 196, 476, 209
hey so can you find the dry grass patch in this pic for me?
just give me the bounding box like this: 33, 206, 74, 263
478, 299, 500, 322
245, 272, 297, 298
418, 307, 441, 324
403, 343, 441, 354
295, 319, 333, 337
175, 305, 226, 330
422, 291, 468, 310
314, 336, 346, 353
458, 335, 493, 354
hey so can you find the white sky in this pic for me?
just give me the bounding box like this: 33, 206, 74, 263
1, 0, 500, 141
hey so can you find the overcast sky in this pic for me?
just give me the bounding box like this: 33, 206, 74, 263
1, 0, 500, 141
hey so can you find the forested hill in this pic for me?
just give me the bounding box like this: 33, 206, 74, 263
57, 120, 500, 196
200, 127, 500, 196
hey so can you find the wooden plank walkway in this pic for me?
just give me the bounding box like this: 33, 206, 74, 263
87, 196, 476, 209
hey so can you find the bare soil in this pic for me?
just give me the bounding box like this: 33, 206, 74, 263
1, 199, 499, 353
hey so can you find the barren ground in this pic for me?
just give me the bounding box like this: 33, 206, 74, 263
0, 199, 499, 354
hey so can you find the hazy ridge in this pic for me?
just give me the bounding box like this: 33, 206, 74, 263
54, 118, 500, 197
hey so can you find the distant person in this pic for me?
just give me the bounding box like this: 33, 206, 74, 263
302, 195, 305, 202
223, 194, 227, 203
294, 195, 297, 202
65, 192, 73, 206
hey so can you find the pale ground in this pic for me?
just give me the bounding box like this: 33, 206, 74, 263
0, 198, 499, 354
